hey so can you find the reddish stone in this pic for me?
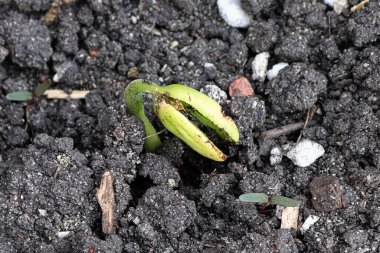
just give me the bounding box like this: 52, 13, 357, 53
309, 176, 344, 212
229, 76, 254, 97
89, 48, 97, 57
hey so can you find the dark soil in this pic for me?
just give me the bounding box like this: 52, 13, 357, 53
0, 0, 380, 252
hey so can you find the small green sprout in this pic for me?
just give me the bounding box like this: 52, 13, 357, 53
6, 79, 52, 102
239, 193, 300, 207
124, 79, 239, 162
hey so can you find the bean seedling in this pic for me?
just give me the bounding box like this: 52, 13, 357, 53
124, 79, 239, 161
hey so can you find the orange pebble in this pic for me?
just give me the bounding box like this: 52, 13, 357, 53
89, 48, 97, 57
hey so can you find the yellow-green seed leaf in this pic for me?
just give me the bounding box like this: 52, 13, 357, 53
162, 84, 239, 143
156, 99, 227, 162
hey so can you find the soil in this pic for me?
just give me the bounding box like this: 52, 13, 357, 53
0, 0, 380, 252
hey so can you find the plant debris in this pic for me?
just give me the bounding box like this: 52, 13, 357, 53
43, 89, 90, 99
96, 171, 116, 235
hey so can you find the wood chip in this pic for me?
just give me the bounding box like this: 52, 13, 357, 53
281, 206, 299, 230
96, 171, 116, 234
351, 0, 369, 12
43, 0, 61, 25
43, 89, 90, 99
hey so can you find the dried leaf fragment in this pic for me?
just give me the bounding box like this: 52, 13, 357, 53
351, 0, 369, 12
96, 171, 116, 234
43, 89, 89, 99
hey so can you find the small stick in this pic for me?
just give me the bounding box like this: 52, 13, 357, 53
328, 14, 331, 38
44, 89, 90, 99
96, 171, 116, 234
351, 0, 369, 12
297, 105, 318, 143
260, 121, 316, 140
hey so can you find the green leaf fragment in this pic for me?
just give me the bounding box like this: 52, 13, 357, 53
6, 91, 33, 101
34, 79, 52, 96
270, 196, 300, 207
239, 193, 299, 207
239, 193, 269, 203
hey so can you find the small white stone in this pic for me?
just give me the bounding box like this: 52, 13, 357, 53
170, 40, 179, 49
267, 62, 289, 80
204, 62, 216, 68
270, 147, 283, 165
251, 52, 270, 82
200, 84, 228, 105
217, 0, 251, 28
323, 0, 348, 14
300, 215, 320, 233
285, 139, 325, 167
0, 46, 9, 63
38, 209, 48, 217
133, 217, 141, 225
167, 178, 178, 187
324, 0, 337, 5
131, 16, 138, 24
57, 231, 70, 239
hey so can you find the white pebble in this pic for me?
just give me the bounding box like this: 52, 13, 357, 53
38, 209, 47, 217
323, 0, 348, 14
170, 40, 179, 49
204, 62, 216, 68
57, 231, 70, 239
251, 52, 270, 82
285, 139, 325, 167
200, 84, 228, 105
324, 0, 337, 5
300, 215, 320, 233
167, 178, 178, 187
133, 217, 141, 225
217, 0, 251, 28
131, 16, 138, 24
270, 147, 283, 165
267, 62, 289, 80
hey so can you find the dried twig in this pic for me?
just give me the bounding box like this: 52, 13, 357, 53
43, 89, 89, 99
96, 171, 116, 235
351, 0, 369, 12
260, 121, 316, 140
44, 0, 79, 25
297, 105, 318, 143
